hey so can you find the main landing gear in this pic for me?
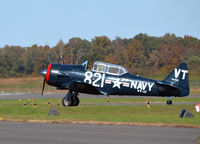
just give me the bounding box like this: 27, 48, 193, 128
62, 90, 80, 106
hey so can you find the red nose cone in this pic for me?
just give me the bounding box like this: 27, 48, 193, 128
46, 64, 52, 83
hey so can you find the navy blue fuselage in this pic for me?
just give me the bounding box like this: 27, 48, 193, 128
45, 62, 189, 97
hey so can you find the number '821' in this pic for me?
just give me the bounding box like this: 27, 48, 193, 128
84, 71, 105, 88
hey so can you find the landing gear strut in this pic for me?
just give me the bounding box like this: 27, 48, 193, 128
62, 90, 80, 106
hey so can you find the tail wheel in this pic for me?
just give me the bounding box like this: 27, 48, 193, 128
167, 100, 172, 105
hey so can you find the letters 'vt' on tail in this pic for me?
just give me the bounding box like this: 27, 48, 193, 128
155, 63, 189, 97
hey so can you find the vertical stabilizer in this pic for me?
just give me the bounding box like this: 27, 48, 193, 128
163, 63, 189, 96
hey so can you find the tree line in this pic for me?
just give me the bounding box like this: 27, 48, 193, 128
0, 33, 200, 78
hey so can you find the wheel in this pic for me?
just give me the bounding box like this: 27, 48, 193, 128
62, 97, 72, 106
166, 100, 172, 105
62, 92, 73, 106
72, 96, 80, 106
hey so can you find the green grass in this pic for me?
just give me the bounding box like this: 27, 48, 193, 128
0, 98, 200, 126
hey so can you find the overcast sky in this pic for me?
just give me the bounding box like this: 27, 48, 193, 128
0, 0, 199, 47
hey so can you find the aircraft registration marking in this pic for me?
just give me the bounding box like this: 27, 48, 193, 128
174, 68, 188, 80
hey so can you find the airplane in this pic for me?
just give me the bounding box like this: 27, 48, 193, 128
40, 60, 189, 106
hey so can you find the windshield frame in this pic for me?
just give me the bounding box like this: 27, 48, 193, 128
92, 61, 128, 76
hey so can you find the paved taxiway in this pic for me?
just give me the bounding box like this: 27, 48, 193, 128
0, 121, 199, 144
0, 92, 199, 99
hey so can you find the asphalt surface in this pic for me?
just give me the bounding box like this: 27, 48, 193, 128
0, 92, 199, 99
0, 121, 199, 144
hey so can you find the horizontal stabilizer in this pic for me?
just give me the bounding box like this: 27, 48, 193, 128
155, 81, 179, 89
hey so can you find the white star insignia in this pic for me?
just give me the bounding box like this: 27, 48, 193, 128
112, 79, 122, 89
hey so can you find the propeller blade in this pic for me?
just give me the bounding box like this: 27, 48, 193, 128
41, 77, 46, 96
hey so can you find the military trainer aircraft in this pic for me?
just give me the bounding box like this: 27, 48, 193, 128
40, 61, 189, 106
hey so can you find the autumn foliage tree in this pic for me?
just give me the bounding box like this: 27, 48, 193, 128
105, 38, 147, 74
149, 34, 182, 73
0, 33, 200, 78
89, 36, 112, 64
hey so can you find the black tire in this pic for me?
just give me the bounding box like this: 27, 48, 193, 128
166, 100, 172, 105
62, 92, 73, 106
72, 97, 80, 106
62, 97, 72, 106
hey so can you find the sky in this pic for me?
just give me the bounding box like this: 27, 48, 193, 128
0, 0, 199, 47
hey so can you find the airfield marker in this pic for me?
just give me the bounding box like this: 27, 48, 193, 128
147, 102, 150, 108
146, 98, 150, 108
106, 95, 110, 103
34, 103, 37, 108
48, 98, 51, 107
195, 103, 200, 112
23, 100, 27, 106
32, 98, 37, 108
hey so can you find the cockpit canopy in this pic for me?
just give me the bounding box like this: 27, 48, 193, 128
92, 61, 128, 76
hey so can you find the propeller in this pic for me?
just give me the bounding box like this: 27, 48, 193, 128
40, 44, 64, 96
40, 52, 50, 96
41, 77, 46, 96
40, 69, 47, 96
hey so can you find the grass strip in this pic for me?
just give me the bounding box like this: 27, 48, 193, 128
0, 98, 200, 127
